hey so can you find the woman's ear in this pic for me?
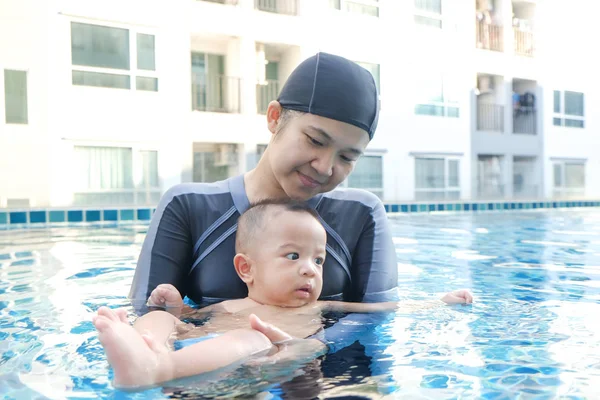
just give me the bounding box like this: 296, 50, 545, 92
266, 101, 282, 135
233, 253, 254, 284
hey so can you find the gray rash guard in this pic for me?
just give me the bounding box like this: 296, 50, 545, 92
129, 174, 398, 310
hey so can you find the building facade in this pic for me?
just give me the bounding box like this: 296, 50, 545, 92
0, 0, 597, 209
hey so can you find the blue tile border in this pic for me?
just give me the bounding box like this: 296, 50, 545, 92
2, 200, 600, 229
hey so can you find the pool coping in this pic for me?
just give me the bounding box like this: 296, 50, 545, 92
1, 201, 599, 230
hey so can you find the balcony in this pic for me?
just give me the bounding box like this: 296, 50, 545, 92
255, 0, 297, 15
191, 75, 241, 113
513, 108, 536, 134
256, 79, 280, 114
476, 19, 503, 52
514, 28, 534, 56
477, 103, 504, 132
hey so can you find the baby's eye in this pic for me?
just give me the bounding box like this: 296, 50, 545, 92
315, 257, 324, 265
286, 253, 299, 260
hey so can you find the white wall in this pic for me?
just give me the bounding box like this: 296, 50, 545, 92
0, 0, 52, 207
2, 0, 600, 208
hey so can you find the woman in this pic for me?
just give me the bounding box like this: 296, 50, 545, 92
129, 52, 398, 353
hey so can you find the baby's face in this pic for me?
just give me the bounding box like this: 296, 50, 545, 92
249, 210, 326, 308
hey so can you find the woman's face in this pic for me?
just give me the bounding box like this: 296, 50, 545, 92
266, 105, 370, 201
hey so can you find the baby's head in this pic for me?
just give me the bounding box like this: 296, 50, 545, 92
234, 199, 327, 307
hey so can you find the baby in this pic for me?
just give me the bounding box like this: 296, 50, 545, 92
93, 199, 473, 389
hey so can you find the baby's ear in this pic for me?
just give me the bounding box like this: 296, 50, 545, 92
233, 253, 254, 283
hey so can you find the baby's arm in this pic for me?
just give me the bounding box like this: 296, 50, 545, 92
321, 289, 474, 314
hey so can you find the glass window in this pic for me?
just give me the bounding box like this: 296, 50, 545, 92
191, 52, 226, 111
4, 70, 28, 124
140, 150, 159, 188
564, 91, 584, 117
565, 119, 584, 128
553, 91, 584, 129
553, 90, 561, 113
347, 155, 383, 190
73, 146, 133, 191
415, 158, 445, 189
72, 70, 130, 89
414, 72, 459, 118
136, 76, 158, 91
414, 0, 442, 27
448, 159, 459, 187
71, 22, 130, 70
565, 163, 585, 188
415, 0, 441, 14
331, 0, 379, 17
136, 33, 156, 71
553, 164, 562, 187
193, 143, 238, 183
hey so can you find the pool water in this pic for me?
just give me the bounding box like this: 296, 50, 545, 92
1, 209, 600, 399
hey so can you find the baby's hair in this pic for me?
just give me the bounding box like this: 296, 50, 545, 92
236, 199, 322, 253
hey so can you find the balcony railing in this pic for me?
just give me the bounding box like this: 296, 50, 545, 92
255, 0, 297, 15
513, 108, 536, 134
199, 0, 239, 4
191, 75, 241, 113
514, 28, 534, 57
256, 80, 280, 114
477, 103, 504, 132
476, 20, 503, 52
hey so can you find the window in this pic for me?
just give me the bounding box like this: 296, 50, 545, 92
477, 155, 504, 198
414, 157, 460, 200
553, 161, 585, 198
192, 52, 240, 113
193, 143, 240, 183
4, 70, 28, 124
355, 61, 380, 94
344, 155, 384, 198
257, 61, 279, 115
553, 90, 584, 128
71, 22, 157, 91
414, 0, 442, 28
330, 0, 379, 17
72, 146, 160, 206
414, 72, 459, 118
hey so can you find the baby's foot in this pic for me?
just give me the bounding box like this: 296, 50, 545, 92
93, 307, 169, 389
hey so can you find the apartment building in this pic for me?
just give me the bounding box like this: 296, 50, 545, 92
0, 0, 597, 209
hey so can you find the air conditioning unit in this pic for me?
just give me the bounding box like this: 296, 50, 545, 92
214, 144, 238, 167
478, 75, 495, 94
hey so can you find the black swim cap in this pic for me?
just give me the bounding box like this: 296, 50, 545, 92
277, 52, 379, 140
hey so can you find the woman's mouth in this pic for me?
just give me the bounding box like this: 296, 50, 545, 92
297, 172, 321, 189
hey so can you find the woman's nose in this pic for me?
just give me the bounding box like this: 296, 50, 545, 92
310, 152, 334, 178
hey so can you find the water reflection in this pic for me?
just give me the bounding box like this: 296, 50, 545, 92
1, 211, 600, 398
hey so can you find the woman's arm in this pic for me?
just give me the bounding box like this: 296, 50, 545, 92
129, 185, 195, 315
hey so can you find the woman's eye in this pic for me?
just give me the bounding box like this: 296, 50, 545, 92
309, 137, 323, 146
286, 253, 299, 260
340, 155, 353, 163
315, 257, 324, 265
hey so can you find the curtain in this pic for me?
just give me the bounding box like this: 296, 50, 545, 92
74, 146, 133, 191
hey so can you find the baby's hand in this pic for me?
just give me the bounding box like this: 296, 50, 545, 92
146, 284, 184, 309
440, 289, 474, 305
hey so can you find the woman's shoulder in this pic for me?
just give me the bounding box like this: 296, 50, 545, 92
163, 179, 233, 198
319, 187, 383, 210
